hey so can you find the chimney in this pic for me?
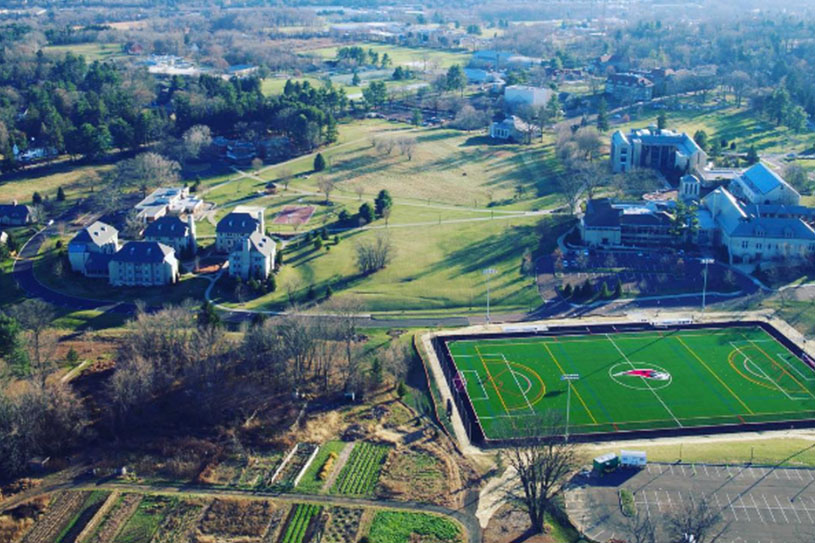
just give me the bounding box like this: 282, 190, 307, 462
12, 199, 17, 206
256, 209, 265, 233
187, 214, 197, 252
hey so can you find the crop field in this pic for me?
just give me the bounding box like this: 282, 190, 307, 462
271, 443, 319, 489
56, 491, 108, 543
150, 500, 204, 543
198, 498, 275, 538
295, 440, 347, 493
279, 503, 323, 543
41, 43, 123, 61
113, 496, 171, 543
21, 492, 89, 543
86, 494, 142, 543
367, 511, 462, 543
238, 451, 285, 487
321, 507, 363, 543
445, 324, 815, 440
331, 442, 390, 496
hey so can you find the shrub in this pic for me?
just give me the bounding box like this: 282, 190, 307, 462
619, 488, 636, 517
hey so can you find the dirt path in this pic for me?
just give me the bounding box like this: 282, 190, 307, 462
322, 442, 355, 492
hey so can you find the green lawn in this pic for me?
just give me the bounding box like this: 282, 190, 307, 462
613, 102, 811, 154
41, 42, 123, 61
302, 43, 469, 70
366, 511, 462, 543
446, 325, 815, 440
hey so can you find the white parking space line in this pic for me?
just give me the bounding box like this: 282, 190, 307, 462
801, 498, 814, 523
726, 493, 740, 521
738, 495, 752, 522
762, 494, 777, 523
703, 464, 710, 477
774, 495, 791, 523
749, 494, 765, 524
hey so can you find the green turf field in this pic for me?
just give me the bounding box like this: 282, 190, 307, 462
445, 325, 815, 439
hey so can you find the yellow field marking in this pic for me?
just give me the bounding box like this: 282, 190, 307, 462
728, 348, 780, 392
743, 335, 815, 399
475, 345, 510, 415
541, 343, 598, 424
506, 361, 547, 406
676, 336, 754, 415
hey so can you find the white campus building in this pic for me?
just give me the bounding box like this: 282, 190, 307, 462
503, 85, 553, 109
228, 231, 276, 280
216, 206, 265, 253
108, 241, 179, 287
135, 187, 203, 223
68, 221, 120, 277
610, 127, 707, 176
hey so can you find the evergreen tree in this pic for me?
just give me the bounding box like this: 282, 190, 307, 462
358, 202, 375, 224
596, 98, 609, 132
56, 186, 66, 201
562, 283, 573, 298
614, 277, 623, 298
374, 189, 393, 218
601, 281, 612, 299
325, 284, 333, 298
313, 152, 326, 172
396, 381, 407, 399
371, 357, 383, 388
313, 237, 323, 250
411, 108, 423, 126
32, 192, 42, 205
351, 71, 360, 87
657, 112, 667, 131
746, 145, 759, 165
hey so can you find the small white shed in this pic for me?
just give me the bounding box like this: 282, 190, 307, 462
620, 450, 647, 468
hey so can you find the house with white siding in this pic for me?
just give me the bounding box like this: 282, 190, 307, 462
216, 206, 265, 253
228, 231, 276, 280
68, 221, 119, 276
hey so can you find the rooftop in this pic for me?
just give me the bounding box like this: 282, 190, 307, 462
111, 241, 175, 264
70, 221, 118, 247
739, 163, 793, 196
144, 216, 191, 239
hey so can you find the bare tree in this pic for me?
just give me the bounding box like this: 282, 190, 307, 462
181, 124, 212, 162
665, 496, 730, 543
355, 184, 365, 201
317, 178, 336, 203
278, 168, 292, 190
324, 297, 364, 392
557, 172, 584, 215
574, 126, 603, 161
11, 300, 57, 385
355, 233, 394, 274
500, 413, 579, 534
397, 137, 417, 160
113, 152, 181, 191
620, 510, 657, 543
123, 210, 144, 239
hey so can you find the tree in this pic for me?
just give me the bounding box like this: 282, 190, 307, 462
0, 313, 22, 362
355, 233, 394, 274
56, 186, 66, 202
746, 145, 759, 165
445, 64, 467, 95
351, 71, 361, 87
10, 300, 57, 385
574, 127, 603, 161
665, 496, 730, 543
374, 190, 393, 218
411, 109, 423, 126
397, 137, 416, 160
596, 98, 609, 132
558, 172, 584, 215
32, 192, 43, 205
314, 152, 327, 172
657, 112, 667, 131
693, 129, 709, 152
114, 152, 181, 191
181, 125, 212, 162
362, 81, 387, 108
545, 95, 562, 123
784, 163, 810, 194
619, 511, 657, 543
499, 413, 578, 534
198, 301, 221, 328
317, 177, 335, 202
728, 71, 751, 107
358, 202, 375, 224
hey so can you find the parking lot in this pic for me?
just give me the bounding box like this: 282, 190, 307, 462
566, 463, 815, 543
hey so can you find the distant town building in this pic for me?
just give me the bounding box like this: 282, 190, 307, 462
605, 72, 654, 103
216, 206, 265, 253
0, 202, 35, 226
68, 221, 119, 276
143, 215, 197, 255
226, 64, 259, 78
504, 85, 553, 109
228, 231, 276, 280
610, 127, 707, 177
489, 116, 540, 143
108, 241, 179, 287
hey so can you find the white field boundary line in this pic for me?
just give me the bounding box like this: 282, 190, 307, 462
605, 333, 683, 428
460, 370, 490, 401
777, 353, 815, 382
730, 342, 803, 402
500, 354, 535, 414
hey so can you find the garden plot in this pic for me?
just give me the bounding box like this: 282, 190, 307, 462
321, 507, 363, 543
198, 498, 276, 540
278, 503, 323, 543
380, 449, 448, 503
237, 451, 284, 487
21, 492, 88, 543
269, 443, 319, 489
295, 441, 346, 494
55, 491, 108, 543
331, 442, 391, 497
86, 494, 142, 543
366, 511, 462, 543
150, 500, 206, 543
113, 495, 172, 543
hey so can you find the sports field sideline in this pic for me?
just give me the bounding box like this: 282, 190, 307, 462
445, 325, 815, 439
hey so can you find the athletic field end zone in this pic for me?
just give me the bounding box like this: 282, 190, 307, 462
434, 321, 815, 444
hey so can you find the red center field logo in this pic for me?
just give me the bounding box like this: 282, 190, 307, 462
613, 368, 671, 381
609, 363, 673, 390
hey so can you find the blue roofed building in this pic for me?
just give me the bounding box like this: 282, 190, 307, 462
728, 163, 801, 206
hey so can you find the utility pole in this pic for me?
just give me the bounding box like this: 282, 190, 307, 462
701, 257, 714, 311
561, 373, 580, 441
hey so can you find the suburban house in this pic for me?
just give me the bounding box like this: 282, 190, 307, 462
605, 73, 654, 102
728, 163, 801, 206
134, 187, 203, 223
228, 231, 276, 280
610, 127, 707, 176
143, 215, 197, 255
68, 221, 120, 276
108, 241, 179, 287
503, 85, 553, 109
580, 199, 675, 248
0, 202, 35, 226
489, 116, 541, 143
216, 206, 265, 253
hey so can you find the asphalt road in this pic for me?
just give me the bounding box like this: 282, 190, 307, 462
567, 462, 815, 543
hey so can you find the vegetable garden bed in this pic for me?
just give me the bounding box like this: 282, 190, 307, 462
279, 503, 323, 543
331, 442, 391, 497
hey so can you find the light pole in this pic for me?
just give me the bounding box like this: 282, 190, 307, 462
483, 268, 497, 323
701, 257, 714, 312
561, 373, 580, 441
